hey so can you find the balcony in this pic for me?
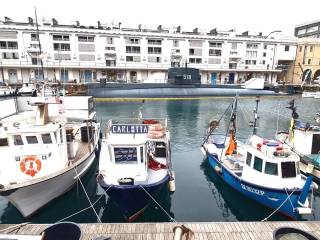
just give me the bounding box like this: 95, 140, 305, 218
26, 45, 41, 53
105, 47, 116, 55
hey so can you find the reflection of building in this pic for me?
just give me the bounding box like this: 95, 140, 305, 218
285, 39, 320, 84
0, 17, 296, 85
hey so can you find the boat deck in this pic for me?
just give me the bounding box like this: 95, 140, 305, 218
1, 221, 320, 240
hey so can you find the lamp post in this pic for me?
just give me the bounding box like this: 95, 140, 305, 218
266, 30, 282, 84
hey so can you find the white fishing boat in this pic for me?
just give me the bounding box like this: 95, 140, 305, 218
276, 101, 320, 181
97, 118, 175, 221
301, 91, 320, 98
0, 96, 100, 217
17, 83, 37, 97
202, 97, 316, 219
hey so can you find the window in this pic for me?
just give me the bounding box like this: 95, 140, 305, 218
140, 147, 144, 163
299, 46, 302, 52
262, 60, 266, 65
209, 42, 222, 48
231, 43, 237, 50
106, 37, 113, 44
114, 147, 138, 163
126, 56, 133, 62
245, 60, 257, 65
126, 38, 140, 44
32, 58, 39, 65
209, 49, 221, 56
53, 34, 69, 41
284, 45, 290, 51
189, 58, 202, 64
60, 129, 64, 143
148, 39, 162, 45
264, 45, 267, 50
189, 49, 195, 55
13, 135, 23, 145
0, 41, 6, 49
148, 47, 161, 54
253, 156, 263, 172
308, 59, 311, 65
281, 162, 297, 178
41, 134, 52, 144
26, 136, 38, 144
126, 46, 140, 53
53, 43, 70, 51
148, 56, 161, 63
7, 42, 18, 49
173, 40, 179, 47
247, 44, 258, 49
310, 46, 313, 52
265, 162, 278, 175
246, 51, 257, 58
78, 36, 94, 42
246, 152, 252, 166
263, 52, 266, 57
31, 33, 39, 41
1, 52, 19, 59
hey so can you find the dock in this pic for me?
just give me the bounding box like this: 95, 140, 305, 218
1, 221, 320, 239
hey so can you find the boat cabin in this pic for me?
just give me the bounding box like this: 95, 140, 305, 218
241, 136, 301, 188
292, 123, 320, 155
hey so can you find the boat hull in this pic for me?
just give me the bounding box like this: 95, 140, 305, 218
0, 151, 96, 218
99, 175, 169, 221
206, 152, 304, 219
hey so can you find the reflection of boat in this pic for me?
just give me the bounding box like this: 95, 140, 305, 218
17, 83, 37, 96
0, 96, 100, 217
302, 91, 320, 98
97, 118, 175, 221
276, 101, 320, 182
202, 96, 316, 219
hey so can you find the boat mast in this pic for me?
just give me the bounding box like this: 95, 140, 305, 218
34, 7, 45, 82
252, 96, 260, 135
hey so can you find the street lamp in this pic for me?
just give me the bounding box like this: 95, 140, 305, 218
265, 30, 282, 39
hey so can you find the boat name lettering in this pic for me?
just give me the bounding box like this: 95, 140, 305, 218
241, 184, 264, 195
111, 125, 149, 134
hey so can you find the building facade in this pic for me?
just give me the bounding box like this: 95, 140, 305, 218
0, 17, 297, 85
295, 20, 320, 38
285, 38, 320, 84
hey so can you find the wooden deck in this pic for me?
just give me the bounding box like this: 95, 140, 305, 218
1, 221, 320, 240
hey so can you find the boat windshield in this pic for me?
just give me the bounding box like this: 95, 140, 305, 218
281, 162, 297, 178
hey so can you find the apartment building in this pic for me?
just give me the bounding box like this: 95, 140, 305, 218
0, 17, 297, 85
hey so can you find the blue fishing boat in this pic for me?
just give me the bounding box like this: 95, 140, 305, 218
201, 96, 317, 219
97, 118, 175, 221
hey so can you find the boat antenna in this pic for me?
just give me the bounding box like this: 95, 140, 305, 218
252, 96, 260, 135
34, 6, 45, 82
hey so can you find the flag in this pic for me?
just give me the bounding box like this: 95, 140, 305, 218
225, 129, 237, 155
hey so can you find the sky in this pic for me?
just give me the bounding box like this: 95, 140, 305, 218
0, 0, 319, 36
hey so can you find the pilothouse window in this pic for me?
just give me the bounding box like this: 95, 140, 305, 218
281, 162, 297, 178
13, 135, 23, 145
42, 133, 52, 144
26, 136, 38, 144
265, 162, 278, 176
253, 156, 263, 172
114, 147, 138, 163
246, 152, 252, 166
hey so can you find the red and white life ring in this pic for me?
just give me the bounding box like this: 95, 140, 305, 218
147, 130, 165, 139
149, 124, 164, 131
20, 156, 42, 177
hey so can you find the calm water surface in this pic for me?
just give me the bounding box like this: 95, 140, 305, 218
1, 96, 320, 223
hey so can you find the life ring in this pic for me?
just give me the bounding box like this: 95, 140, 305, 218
149, 124, 164, 131
20, 156, 42, 177
142, 119, 158, 124
273, 150, 290, 158
147, 130, 164, 139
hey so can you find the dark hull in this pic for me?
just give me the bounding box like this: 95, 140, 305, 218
99, 175, 169, 221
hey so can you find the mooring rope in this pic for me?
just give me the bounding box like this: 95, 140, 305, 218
55, 184, 112, 223
261, 188, 296, 222
139, 185, 176, 222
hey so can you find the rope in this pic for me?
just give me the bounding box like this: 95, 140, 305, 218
55, 184, 112, 223
0, 222, 31, 233
261, 188, 296, 222
139, 185, 176, 222
285, 188, 295, 210
72, 167, 102, 223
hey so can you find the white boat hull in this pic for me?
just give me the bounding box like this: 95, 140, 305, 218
1, 151, 96, 218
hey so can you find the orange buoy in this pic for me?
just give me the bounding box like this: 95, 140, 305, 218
20, 156, 42, 177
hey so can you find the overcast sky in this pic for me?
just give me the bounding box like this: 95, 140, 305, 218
0, 0, 319, 36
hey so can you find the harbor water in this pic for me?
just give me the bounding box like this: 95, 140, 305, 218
0, 96, 320, 223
